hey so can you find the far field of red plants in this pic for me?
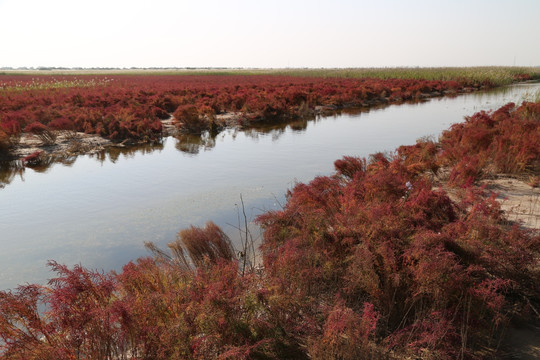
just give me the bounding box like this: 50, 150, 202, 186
0, 74, 497, 154
1, 97, 539, 359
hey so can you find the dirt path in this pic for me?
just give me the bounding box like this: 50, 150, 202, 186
484, 177, 540, 230
481, 177, 540, 359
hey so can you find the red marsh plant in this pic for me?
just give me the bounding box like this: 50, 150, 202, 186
0, 119, 21, 153
395, 101, 540, 187
0, 155, 538, 359
48, 117, 75, 132
308, 300, 381, 360
0, 223, 304, 359
112, 221, 309, 359
397, 137, 440, 175
439, 101, 540, 186
0, 261, 119, 360
21, 151, 44, 167
173, 104, 209, 133
1, 98, 539, 359
0, 74, 500, 149
257, 154, 540, 358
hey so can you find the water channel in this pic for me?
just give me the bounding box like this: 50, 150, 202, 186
1, 82, 539, 290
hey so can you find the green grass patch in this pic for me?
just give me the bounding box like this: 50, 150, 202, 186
2, 66, 539, 86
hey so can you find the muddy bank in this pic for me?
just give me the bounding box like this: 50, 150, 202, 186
12, 131, 112, 158
1, 132, 116, 167
5, 128, 162, 163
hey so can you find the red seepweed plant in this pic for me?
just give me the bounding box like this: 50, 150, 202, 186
439, 101, 540, 186
0, 74, 496, 154
1, 100, 539, 359
257, 153, 539, 358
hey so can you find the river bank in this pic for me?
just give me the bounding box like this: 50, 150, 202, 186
3, 86, 489, 163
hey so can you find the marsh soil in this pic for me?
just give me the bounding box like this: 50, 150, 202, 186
9, 131, 112, 160
484, 177, 540, 230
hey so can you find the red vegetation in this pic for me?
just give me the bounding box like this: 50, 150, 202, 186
173, 104, 217, 134
0, 129, 10, 151
1, 101, 539, 359
0, 225, 302, 359
257, 151, 539, 358
0, 119, 21, 150
48, 117, 74, 131
21, 151, 44, 167
513, 73, 532, 81
395, 101, 540, 187
0, 74, 490, 155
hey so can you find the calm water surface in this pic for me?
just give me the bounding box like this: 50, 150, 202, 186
1, 83, 539, 290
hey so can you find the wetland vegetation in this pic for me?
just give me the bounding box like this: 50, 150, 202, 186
2, 67, 540, 163
0, 68, 539, 359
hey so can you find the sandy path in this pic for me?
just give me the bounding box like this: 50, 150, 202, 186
481, 177, 540, 359
483, 177, 540, 230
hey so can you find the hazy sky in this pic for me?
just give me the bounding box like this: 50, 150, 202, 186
0, 0, 538, 68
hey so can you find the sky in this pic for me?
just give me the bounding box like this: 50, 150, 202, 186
0, 0, 538, 68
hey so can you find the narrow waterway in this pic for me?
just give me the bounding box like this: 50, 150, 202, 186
0, 82, 538, 290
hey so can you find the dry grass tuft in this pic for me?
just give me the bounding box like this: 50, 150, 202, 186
145, 221, 237, 271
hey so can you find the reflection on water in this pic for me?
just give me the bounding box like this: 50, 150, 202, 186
0, 82, 539, 290
0, 161, 24, 189
175, 132, 216, 155
0, 155, 73, 189
94, 141, 165, 164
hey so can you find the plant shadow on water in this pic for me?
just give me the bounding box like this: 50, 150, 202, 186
92, 141, 165, 164
0, 161, 24, 189
175, 132, 216, 155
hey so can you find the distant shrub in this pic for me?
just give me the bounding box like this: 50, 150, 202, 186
0, 74, 503, 145
152, 106, 170, 120
0, 119, 21, 137
174, 105, 209, 133
0, 119, 22, 151
48, 117, 74, 131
